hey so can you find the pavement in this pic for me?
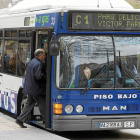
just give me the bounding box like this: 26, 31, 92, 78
0, 111, 69, 140
1, 110, 140, 140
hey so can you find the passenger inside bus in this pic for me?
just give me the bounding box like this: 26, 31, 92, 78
84, 66, 91, 80
4, 53, 10, 73
9, 53, 25, 76
82, 61, 140, 89
79, 66, 89, 88
43, 40, 48, 54
41, 39, 48, 75
78, 63, 122, 89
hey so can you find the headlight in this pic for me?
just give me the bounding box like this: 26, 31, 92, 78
76, 105, 84, 113
64, 105, 73, 114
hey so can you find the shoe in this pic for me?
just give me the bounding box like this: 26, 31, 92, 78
15, 119, 27, 128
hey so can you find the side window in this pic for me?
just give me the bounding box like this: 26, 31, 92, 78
0, 31, 3, 37
4, 40, 17, 74
0, 40, 3, 72
18, 40, 31, 77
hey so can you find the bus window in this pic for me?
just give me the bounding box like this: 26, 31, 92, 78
0, 31, 2, 37
4, 40, 17, 74
115, 36, 140, 88
0, 40, 2, 72
43, 39, 48, 53
11, 30, 17, 37
57, 36, 114, 88
18, 40, 31, 77
5, 31, 11, 37
26, 30, 32, 37
36, 33, 48, 75
37, 33, 48, 51
19, 30, 26, 37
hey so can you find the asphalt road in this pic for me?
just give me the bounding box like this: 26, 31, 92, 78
55, 129, 140, 140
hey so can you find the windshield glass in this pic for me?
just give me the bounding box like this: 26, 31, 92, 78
56, 35, 140, 89
115, 36, 140, 88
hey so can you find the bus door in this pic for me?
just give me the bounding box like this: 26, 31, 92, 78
32, 29, 52, 128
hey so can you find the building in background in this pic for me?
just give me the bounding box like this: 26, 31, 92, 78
0, 0, 22, 9
126, 0, 140, 8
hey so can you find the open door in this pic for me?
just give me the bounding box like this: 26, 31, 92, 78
31, 30, 53, 129
45, 30, 53, 129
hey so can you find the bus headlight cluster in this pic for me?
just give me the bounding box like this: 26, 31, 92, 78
76, 105, 83, 113
64, 104, 84, 114
64, 105, 73, 114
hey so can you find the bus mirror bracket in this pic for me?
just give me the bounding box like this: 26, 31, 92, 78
49, 40, 60, 56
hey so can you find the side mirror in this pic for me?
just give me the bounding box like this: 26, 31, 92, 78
49, 40, 60, 56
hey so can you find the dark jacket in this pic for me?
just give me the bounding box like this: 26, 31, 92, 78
23, 57, 45, 96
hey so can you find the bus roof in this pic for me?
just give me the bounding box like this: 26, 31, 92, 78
8, 0, 133, 14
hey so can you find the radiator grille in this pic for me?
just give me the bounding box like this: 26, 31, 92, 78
127, 104, 139, 111
88, 107, 101, 112
88, 104, 139, 113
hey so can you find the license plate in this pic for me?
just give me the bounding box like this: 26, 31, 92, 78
124, 121, 134, 128
99, 122, 122, 128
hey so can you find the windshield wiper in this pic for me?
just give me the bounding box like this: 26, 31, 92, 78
81, 65, 108, 94
121, 67, 140, 87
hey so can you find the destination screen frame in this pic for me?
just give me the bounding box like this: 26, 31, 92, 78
67, 11, 140, 31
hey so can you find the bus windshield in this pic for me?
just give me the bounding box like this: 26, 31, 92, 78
56, 35, 140, 89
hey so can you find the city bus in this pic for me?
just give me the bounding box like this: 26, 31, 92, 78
1, 0, 140, 131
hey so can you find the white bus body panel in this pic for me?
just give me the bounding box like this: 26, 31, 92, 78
0, 15, 35, 28
0, 0, 137, 29
9, 0, 133, 14
0, 73, 23, 114
98, 0, 112, 8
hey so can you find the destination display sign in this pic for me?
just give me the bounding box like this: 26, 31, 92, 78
68, 11, 140, 31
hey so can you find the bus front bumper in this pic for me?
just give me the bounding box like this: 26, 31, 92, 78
53, 114, 140, 131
